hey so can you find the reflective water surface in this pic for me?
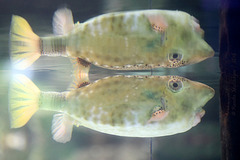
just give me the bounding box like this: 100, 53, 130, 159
0, 0, 220, 160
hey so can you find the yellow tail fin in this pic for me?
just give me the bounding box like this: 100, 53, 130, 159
9, 74, 40, 128
10, 15, 41, 70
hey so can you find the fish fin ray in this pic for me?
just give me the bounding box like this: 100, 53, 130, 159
52, 113, 74, 143
9, 74, 40, 128
10, 15, 41, 70
68, 57, 90, 90
147, 111, 169, 123
145, 14, 168, 32
53, 8, 74, 35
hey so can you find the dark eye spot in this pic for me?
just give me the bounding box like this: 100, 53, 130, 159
168, 53, 183, 62
168, 79, 183, 92
172, 53, 178, 59
173, 82, 178, 88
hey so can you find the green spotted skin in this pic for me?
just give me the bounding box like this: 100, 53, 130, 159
67, 12, 163, 69
40, 75, 215, 137
40, 10, 214, 69
61, 10, 214, 69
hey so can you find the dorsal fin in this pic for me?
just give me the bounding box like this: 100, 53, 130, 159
53, 8, 74, 35
51, 113, 74, 143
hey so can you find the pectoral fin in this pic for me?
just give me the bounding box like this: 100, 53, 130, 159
148, 100, 169, 123
146, 14, 168, 33
148, 110, 169, 123
53, 8, 74, 35
51, 113, 74, 143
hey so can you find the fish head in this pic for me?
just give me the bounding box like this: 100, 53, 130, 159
160, 12, 214, 67
161, 76, 215, 129
180, 78, 215, 127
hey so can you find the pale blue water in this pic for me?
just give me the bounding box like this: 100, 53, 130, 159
0, 0, 220, 160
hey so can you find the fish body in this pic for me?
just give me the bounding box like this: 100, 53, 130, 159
66, 10, 213, 69
9, 74, 214, 143
10, 8, 214, 70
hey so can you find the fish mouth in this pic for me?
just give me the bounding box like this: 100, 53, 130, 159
191, 84, 215, 127
192, 109, 206, 127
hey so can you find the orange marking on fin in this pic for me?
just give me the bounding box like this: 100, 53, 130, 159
147, 14, 168, 32
148, 110, 169, 123
151, 24, 165, 33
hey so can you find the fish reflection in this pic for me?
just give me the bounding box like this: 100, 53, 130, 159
10, 8, 214, 70
9, 74, 214, 143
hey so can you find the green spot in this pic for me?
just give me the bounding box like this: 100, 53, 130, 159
142, 91, 160, 101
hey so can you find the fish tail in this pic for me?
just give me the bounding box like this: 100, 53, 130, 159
69, 58, 91, 89
9, 74, 40, 128
10, 15, 41, 70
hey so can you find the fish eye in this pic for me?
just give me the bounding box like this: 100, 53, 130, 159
168, 79, 183, 92
172, 53, 178, 59
168, 53, 183, 61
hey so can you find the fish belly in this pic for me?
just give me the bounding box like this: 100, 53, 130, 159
79, 119, 190, 137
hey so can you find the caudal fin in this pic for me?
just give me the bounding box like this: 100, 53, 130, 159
69, 57, 91, 90
9, 74, 40, 128
10, 15, 41, 70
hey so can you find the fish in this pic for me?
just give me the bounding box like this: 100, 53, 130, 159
9, 74, 215, 143
9, 8, 214, 70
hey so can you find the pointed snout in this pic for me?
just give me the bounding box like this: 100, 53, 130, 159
202, 45, 215, 59
190, 42, 215, 65
197, 83, 215, 103
190, 81, 215, 106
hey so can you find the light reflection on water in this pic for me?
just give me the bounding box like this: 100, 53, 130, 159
0, 0, 220, 160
